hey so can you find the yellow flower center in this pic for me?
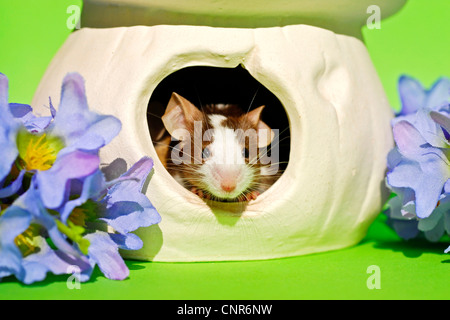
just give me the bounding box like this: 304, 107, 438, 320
22, 134, 57, 171
16, 130, 64, 172
14, 224, 40, 257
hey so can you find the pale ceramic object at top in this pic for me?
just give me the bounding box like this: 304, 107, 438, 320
32, 24, 394, 261
81, 0, 407, 38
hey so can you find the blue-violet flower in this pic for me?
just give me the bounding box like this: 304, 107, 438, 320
385, 75, 450, 252
0, 72, 160, 283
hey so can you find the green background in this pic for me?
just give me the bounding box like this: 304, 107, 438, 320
0, 0, 449, 299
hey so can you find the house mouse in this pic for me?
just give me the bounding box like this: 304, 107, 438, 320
154, 92, 279, 202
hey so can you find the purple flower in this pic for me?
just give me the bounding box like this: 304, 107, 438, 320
14, 153, 98, 256
1, 155, 159, 283
385, 76, 450, 249
396, 75, 450, 117
46, 156, 159, 281
13, 73, 121, 207
387, 119, 449, 218
46, 73, 122, 158
77, 157, 160, 280
0, 172, 93, 284
0, 207, 30, 281
0, 73, 55, 186
0, 71, 160, 284
1, 72, 121, 207
100, 157, 160, 239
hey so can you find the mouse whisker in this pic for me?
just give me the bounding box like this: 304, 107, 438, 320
245, 84, 261, 114
254, 135, 291, 162
146, 110, 163, 119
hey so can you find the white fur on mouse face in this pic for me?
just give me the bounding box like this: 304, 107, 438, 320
199, 114, 255, 199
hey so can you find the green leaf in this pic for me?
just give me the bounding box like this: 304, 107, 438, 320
55, 219, 90, 255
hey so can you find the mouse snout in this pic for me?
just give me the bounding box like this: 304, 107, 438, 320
214, 165, 241, 193
221, 180, 236, 193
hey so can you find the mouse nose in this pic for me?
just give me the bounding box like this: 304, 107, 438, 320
221, 181, 236, 193
214, 165, 240, 193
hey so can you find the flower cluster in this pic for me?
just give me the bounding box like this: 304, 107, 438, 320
385, 75, 450, 253
0, 72, 161, 284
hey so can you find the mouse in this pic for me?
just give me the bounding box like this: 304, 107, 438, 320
154, 92, 279, 202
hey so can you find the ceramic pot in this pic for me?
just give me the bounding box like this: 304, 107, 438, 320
32, 2, 400, 261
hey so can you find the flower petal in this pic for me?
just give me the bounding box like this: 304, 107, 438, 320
387, 148, 403, 170
387, 193, 416, 220
413, 107, 447, 148
13, 178, 83, 258
9, 103, 32, 119
84, 231, 129, 280
0, 207, 31, 280
397, 75, 426, 116
55, 73, 89, 121
423, 218, 445, 242
0, 169, 26, 198
101, 157, 161, 234
445, 180, 450, 195
74, 114, 122, 150
387, 158, 449, 218
445, 211, 450, 234
426, 77, 450, 109
430, 110, 450, 134
418, 208, 444, 232
23, 116, 54, 134
36, 150, 100, 209
101, 200, 150, 234
60, 169, 107, 223
0, 75, 19, 182
0, 73, 10, 115
392, 120, 427, 159
20, 236, 92, 284
110, 232, 143, 251
391, 219, 420, 240
50, 73, 121, 156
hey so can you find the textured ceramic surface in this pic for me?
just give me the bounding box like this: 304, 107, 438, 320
32, 24, 393, 261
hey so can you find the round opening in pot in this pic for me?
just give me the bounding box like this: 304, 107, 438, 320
147, 65, 290, 203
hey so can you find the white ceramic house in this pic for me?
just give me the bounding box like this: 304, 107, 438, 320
32, 0, 403, 261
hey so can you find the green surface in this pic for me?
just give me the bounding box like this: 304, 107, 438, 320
0, 0, 449, 300
0, 214, 449, 300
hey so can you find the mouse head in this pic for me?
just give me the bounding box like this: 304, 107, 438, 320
162, 92, 275, 201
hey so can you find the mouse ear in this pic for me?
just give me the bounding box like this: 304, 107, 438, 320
246, 106, 275, 148
162, 92, 202, 141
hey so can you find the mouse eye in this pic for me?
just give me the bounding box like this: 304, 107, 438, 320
202, 146, 211, 160
242, 147, 250, 158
